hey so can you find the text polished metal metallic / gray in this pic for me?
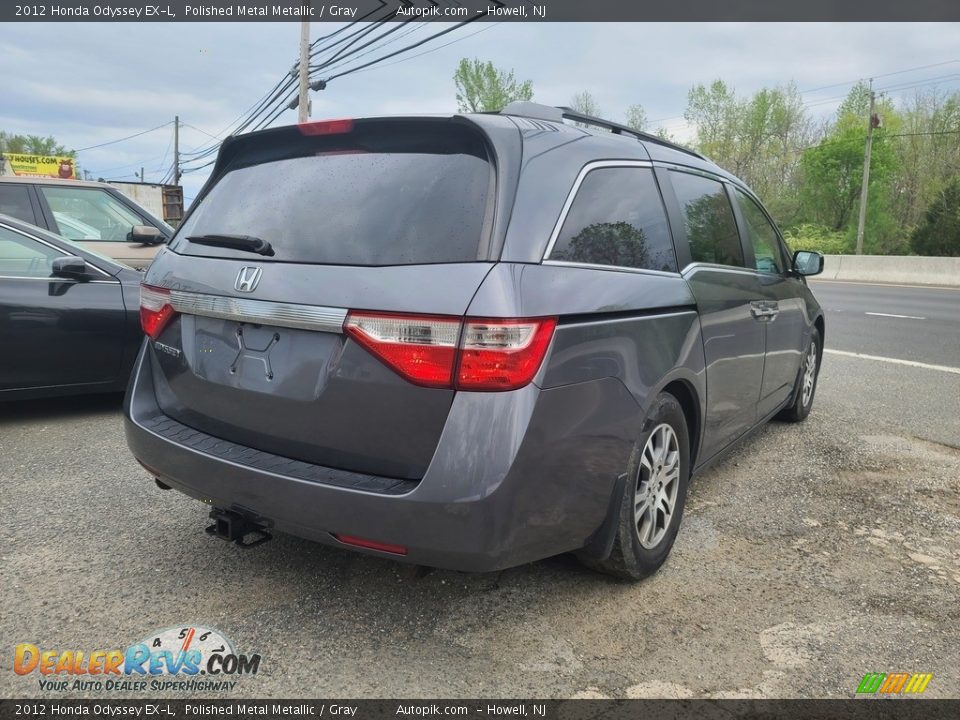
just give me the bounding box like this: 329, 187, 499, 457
162, 288, 347, 333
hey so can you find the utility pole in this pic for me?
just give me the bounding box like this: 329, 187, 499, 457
855, 81, 876, 255
297, 4, 311, 122
173, 115, 181, 186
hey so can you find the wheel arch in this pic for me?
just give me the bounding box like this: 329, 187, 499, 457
814, 312, 825, 347
660, 378, 702, 470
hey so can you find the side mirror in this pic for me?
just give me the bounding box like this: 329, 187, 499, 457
51, 255, 88, 279
129, 225, 165, 245
792, 250, 824, 277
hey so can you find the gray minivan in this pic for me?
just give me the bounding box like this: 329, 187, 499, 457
124, 103, 825, 579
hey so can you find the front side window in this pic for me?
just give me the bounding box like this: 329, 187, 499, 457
550, 167, 677, 273
735, 190, 784, 274
670, 171, 744, 268
40, 186, 144, 242
0, 226, 61, 277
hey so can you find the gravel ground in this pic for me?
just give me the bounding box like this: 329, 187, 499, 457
1, 351, 958, 699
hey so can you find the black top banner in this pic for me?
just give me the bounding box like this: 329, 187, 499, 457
3, 0, 959, 22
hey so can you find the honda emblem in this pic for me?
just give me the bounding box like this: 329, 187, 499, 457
235, 266, 262, 293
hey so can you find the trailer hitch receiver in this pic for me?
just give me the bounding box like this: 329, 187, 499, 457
205, 509, 272, 549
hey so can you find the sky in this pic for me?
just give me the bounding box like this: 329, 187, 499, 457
1, 21, 958, 205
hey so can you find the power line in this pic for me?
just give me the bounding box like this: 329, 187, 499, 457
797, 59, 959, 96
338, 22, 499, 76
73, 121, 172, 152
326, 16, 489, 83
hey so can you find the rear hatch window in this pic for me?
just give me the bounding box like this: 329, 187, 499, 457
172, 120, 494, 266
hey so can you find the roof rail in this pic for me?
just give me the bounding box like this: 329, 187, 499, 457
498, 100, 703, 161
556, 106, 705, 160
499, 101, 564, 124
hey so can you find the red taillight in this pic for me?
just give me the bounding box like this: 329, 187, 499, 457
344, 312, 460, 388
334, 534, 408, 556
297, 118, 354, 136
456, 317, 558, 391
343, 311, 557, 392
140, 284, 177, 340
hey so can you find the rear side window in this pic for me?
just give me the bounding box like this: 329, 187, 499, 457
0, 185, 37, 225
670, 171, 744, 268
175, 132, 492, 266
549, 167, 676, 273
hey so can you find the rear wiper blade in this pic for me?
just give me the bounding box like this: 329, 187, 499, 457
186, 233, 275, 256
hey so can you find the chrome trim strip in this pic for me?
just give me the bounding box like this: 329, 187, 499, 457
560, 309, 698, 329
681, 262, 761, 278
541, 160, 654, 261
543, 259, 680, 278
166, 289, 348, 333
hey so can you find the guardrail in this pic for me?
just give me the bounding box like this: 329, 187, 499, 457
819, 255, 960, 287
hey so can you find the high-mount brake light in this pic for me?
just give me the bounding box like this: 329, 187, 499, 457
140, 284, 177, 340
343, 311, 557, 392
297, 118, 355, 136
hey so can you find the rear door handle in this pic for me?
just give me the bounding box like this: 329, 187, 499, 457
750, 300, 780, 320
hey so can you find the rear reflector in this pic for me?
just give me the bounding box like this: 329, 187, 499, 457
140, 284, 177, 340
343, 311, 557, 392
297, 118, 354, 136
334, 534, 408, 556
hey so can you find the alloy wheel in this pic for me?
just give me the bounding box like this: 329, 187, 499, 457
801, 340, 818, 407
635, 423, 681, 549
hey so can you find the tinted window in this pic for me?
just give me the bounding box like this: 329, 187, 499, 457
734, 190, 784, 274
550, 167, 676, 272
176, 151, 491, 266
670, 172, 744, 268
0, 185, 37, 225
39, 186, 145, 242
0, 226, 61, 277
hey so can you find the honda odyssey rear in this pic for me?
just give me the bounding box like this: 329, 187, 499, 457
125, 104, 824, 579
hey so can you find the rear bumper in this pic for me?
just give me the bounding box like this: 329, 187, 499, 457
124, 344, 642, 572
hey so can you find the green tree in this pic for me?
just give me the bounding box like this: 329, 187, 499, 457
684, 80, 812, 221
910, 179, 960, 256
625, 104, 648, 132
0, 132, 71, 155
891, 89, 960, 231
795, 83, 901, 253
453, 59, 533, 113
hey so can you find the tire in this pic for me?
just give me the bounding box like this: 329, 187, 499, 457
581, 391, 691, 581
778, 327, 821, 423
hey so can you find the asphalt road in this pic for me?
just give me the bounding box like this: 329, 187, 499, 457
1, 281, 958, 700
809, 279, 960, 368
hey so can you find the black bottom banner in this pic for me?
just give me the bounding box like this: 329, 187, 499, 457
2, 700, 959, 720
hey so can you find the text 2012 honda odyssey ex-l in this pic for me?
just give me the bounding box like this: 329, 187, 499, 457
124, 102, 825, 579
